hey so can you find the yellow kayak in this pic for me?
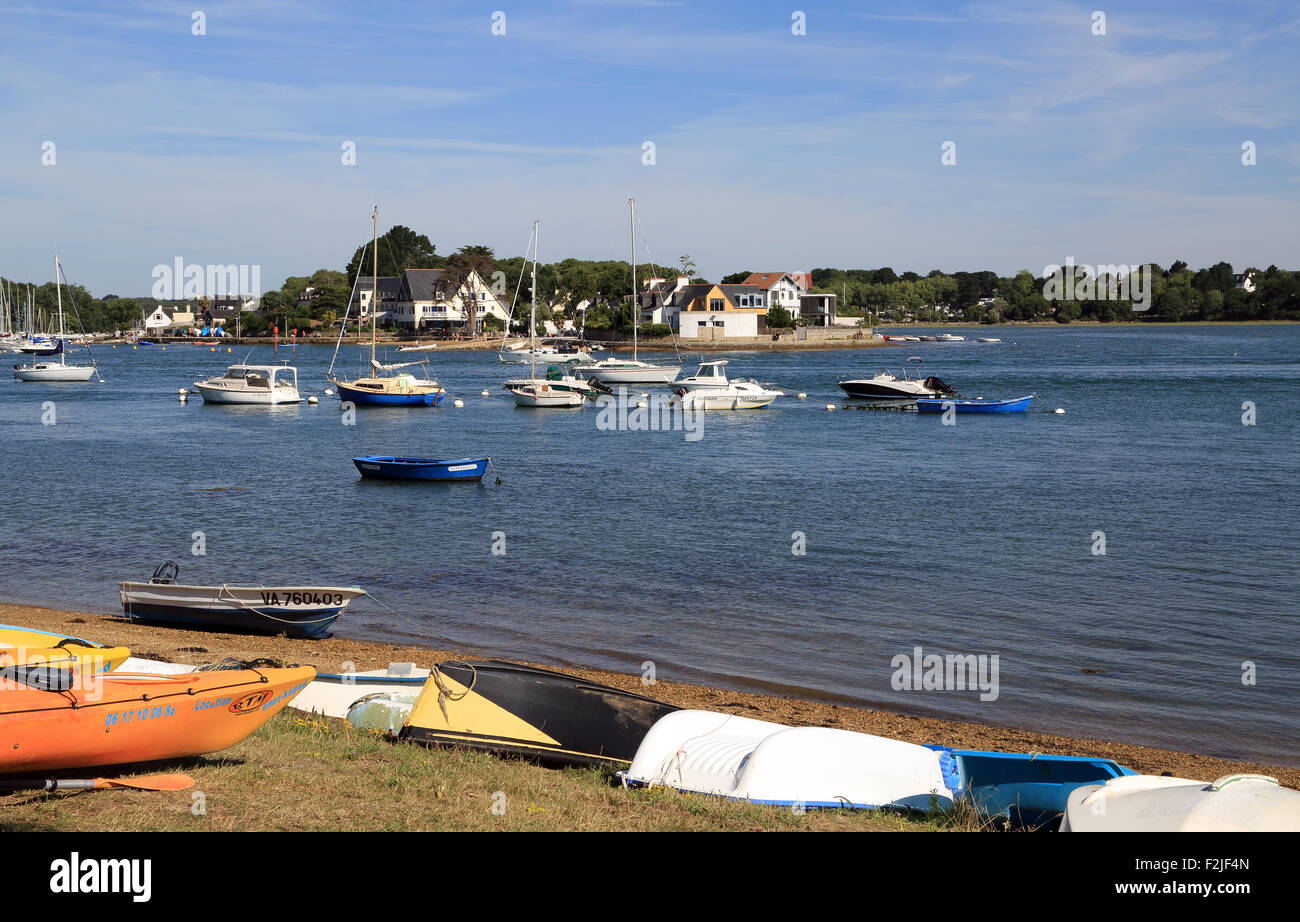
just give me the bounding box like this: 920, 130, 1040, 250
0, 624, 129, 673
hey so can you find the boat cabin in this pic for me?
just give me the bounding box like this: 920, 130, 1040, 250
221, 365, 298, 390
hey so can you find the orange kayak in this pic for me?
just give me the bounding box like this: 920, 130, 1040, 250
0, 664, 314, 772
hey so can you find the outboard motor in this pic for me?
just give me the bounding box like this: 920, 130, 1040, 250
923, 376, 957, 396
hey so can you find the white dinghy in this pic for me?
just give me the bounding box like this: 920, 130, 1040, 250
289, 663, 431, 719
1061, 773, 1300, 832
618, 709, 956, 810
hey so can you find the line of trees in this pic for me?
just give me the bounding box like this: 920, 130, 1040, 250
5, 248, 1296, 335
810, 263, 1299, 323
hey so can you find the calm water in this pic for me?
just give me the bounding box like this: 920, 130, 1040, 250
2, 326, 1297, 765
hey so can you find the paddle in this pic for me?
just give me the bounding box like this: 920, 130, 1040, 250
0, 773, 195, 793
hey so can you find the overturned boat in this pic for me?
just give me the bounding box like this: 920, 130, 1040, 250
349, 660, 677, 767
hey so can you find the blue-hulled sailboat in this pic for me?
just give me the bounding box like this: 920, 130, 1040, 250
331, 207, 447, 407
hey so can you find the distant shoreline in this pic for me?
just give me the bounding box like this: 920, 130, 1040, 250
94, 319, 1299, 354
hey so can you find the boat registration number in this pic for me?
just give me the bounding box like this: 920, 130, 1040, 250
447, 464, 478, 472
259, 591, 346, 607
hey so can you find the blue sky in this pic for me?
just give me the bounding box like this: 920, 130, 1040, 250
1, 0, 1297, 296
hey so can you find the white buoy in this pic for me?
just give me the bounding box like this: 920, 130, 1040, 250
636, 400, 648, 409
308, 395, 318, 405
453, 399, 464, 407
178, 387, 188, 395
178, 394, 187, 403
826, 403, 835, 411
797, 392, 807, 399
1054, 407, 1065, 414
323, 387, 335, 396
481, 389, 490, 396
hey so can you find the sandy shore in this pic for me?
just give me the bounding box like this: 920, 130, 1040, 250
5, 601, 1295, 789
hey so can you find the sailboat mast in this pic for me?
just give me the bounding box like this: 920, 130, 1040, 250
55, 255, 66, 366
630, 197, 637, 362
370, 207, 378, 372
530, 220, 539, 379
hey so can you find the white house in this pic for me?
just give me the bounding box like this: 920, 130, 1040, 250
352, 268, 509, 332
742, 272, 806, 318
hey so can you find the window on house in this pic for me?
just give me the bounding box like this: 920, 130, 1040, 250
709, 298, 723, 310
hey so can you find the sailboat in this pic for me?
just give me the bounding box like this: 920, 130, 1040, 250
585, 197, 682, 385
13, 256, 99, 382
505, 221, 588, 407
331, 208, 447, 406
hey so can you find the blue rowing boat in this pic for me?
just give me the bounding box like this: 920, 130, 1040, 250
931, 747, 1135, 827
915, 395, 1033, 414
353, 456, 488, 482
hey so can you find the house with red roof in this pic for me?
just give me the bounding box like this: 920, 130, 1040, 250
741, 272, 808, 318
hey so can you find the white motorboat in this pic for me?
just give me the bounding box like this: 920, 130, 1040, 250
193, 364, 302, 404
978, 337, 1002, 343
586, 198, 682, 385
13, 257, 99, 383
937, 333, 965, 342
396, 342, 438, 353
669, 360, 782, 410
500, 343, 596, 366
838, 363, 956, 400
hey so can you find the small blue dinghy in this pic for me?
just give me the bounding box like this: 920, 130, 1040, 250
353, 456, 489, 482
915, 395, 1033, 414
932, 748, 1135, 827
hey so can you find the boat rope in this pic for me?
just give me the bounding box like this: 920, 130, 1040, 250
431, 661, 477, 723
486, 456, 503, 485
327, 244, 370, 383
497, 224, 536, 359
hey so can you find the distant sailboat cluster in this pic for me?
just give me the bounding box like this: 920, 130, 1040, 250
11, 256, 100, 382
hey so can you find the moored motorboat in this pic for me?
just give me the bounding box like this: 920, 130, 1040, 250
669, 360, 782, 410
193, 364, 302, 405
0, 663, 314, 772
915, 395, 1033, 413
118, 561, 365, 638
353, 456, 488, 481
839, 364, 956, 400
0, 624, 129, 673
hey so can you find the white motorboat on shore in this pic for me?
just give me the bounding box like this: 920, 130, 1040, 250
193, 364, 302, 404
669, 360, 782, 410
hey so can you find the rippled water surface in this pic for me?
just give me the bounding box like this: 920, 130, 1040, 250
2, 325, 1296, 764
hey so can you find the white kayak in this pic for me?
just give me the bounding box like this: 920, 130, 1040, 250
288, 663, 431, 718
1061, 773, 1300, 832
618, 709, 956, 810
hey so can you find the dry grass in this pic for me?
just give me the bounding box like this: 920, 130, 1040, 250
0, 711, 954, 833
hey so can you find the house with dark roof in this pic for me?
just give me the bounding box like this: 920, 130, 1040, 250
350, 268, 508, 331
662, 282, 767, 339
